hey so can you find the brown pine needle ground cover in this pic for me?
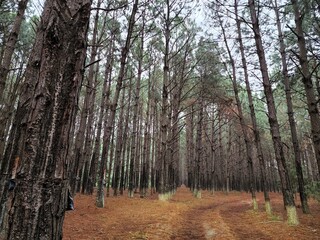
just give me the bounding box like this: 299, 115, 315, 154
63, 186, 320, 240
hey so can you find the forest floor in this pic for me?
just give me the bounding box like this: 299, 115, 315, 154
63, 186, 320, 240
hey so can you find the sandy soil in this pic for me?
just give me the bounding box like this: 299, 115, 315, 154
63, 187, 320, 239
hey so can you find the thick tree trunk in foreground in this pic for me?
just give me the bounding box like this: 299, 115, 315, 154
0, 0, 91, 238
248, 0, 298, 225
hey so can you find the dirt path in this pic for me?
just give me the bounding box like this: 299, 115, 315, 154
171, 201, 234, 239
63, 187, 320, 239
167, 190, 235, 239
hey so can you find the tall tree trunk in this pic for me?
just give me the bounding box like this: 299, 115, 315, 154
87, 43, 113, 195
96, 0, 138, 207
155, 96, 161, 193
227, 123, 232, 193
248, 0, 298, 225
81, 52, 100, 194
186, 104, 195, 190
140, 68, 152, 197
71, 0, 101, 194
150, 69, 157, 194
218, 108, 224, 191
136, 105, 143, 193
194, 96, 203, 198
0, 0, 91, 238
158, 0, 171, 201
219, 11, 257, 209
210, 109, 216, 193
119, 78, 133, 195
128, 14, 144, 197
291, 0, 320, 177
170, 39, 191, 192
113, 83, 127, 196
0, 0, 28, 101
0, 0, 29, 161
106, 127, 115, 197
234, 0, 271, 214
273, 0, 310, 214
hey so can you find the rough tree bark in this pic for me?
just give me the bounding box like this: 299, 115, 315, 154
0, 0, 29, 161
71, 0, 102, 195
186, 104, 195, 190
0, 0, 29, 101
248, 0, 298, 225
81, 54, 99, 194
158, 0, 171, 201
112, 83, 127, 196
140, 69, 152, 197
96, 0, 138, 207
218, 10, 258, 210
234, 0, 271, 214
194, 94, 204, 198
128, 13, 144, 198
291, 0, 320, 177
273, 0, 310, 214
0, 0, 91, 238
119, 78, 133, 195
87, 30, 115, 195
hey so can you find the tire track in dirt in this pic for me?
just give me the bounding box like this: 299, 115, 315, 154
219, 201, 273, 240
168, 190, 272, 240
168, 191, 236, 239
170, 203, 217, 239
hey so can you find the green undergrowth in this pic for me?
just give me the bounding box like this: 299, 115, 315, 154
247, 209, 282, 222
305, 181, 320, 203
268, 214, 282, 222
130, 231, 148, 239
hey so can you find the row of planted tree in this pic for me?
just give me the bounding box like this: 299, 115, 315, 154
0, 0, 319, 238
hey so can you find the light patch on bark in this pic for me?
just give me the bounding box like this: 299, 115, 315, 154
193, 189, 202, 199
30, 184, 42, 237
286, 205, 299, 225
96, 194, 104, 208
11, 157, 20, 178
158, 193, 170, 201
169, 190, 175, 199
45, 74, 61, 179
128, 190, 134, 198
252, 197, 258, 211
265, 200, 272, 216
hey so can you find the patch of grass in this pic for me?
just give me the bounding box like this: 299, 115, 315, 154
305, 181, 320, 203
130, 231, 148, 239
269, 214, 282, 222
247, 209, 259, 215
